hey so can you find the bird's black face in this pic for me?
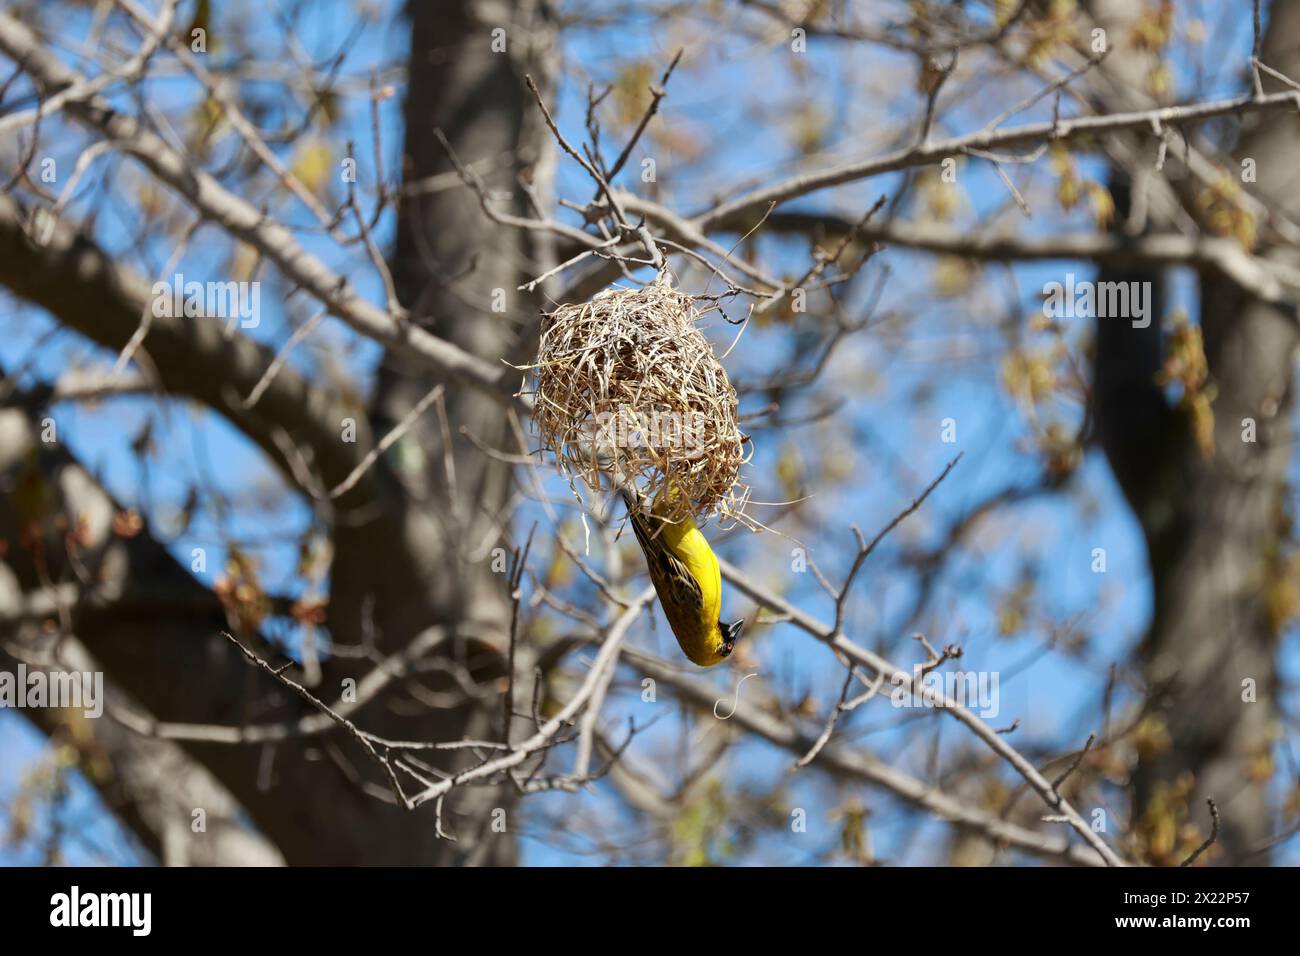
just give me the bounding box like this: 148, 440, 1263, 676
719, 619, 745, 657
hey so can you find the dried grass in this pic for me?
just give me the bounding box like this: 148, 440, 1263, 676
525, 272, 750, 524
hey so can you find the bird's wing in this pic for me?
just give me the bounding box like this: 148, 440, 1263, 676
628, 510, 704, 611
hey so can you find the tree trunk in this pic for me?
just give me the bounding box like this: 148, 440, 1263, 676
1091, 0, 1300, 865
0, 0, 554, 864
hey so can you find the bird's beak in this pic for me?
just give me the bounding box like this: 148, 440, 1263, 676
720, 618, 745, 655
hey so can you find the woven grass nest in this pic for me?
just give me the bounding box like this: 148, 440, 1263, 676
527, 272, 750, 524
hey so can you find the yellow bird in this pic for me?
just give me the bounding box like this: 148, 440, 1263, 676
621, 488, 743, 667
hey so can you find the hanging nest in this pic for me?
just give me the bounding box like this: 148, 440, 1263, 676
525, 273, 749, 524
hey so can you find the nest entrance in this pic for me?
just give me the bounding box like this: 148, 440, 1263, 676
528, 274, 749, 524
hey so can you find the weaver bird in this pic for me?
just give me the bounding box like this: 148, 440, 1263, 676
621, 487, 743, 667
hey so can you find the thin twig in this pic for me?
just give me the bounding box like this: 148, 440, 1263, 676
221, 631, 409, 807
328, 382, 445, 499
1180, 799, 1221, 867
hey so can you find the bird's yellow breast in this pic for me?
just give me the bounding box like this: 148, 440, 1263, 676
626, 489, 729, 666
644, 501, 727, 666
653, 515, 722, 627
